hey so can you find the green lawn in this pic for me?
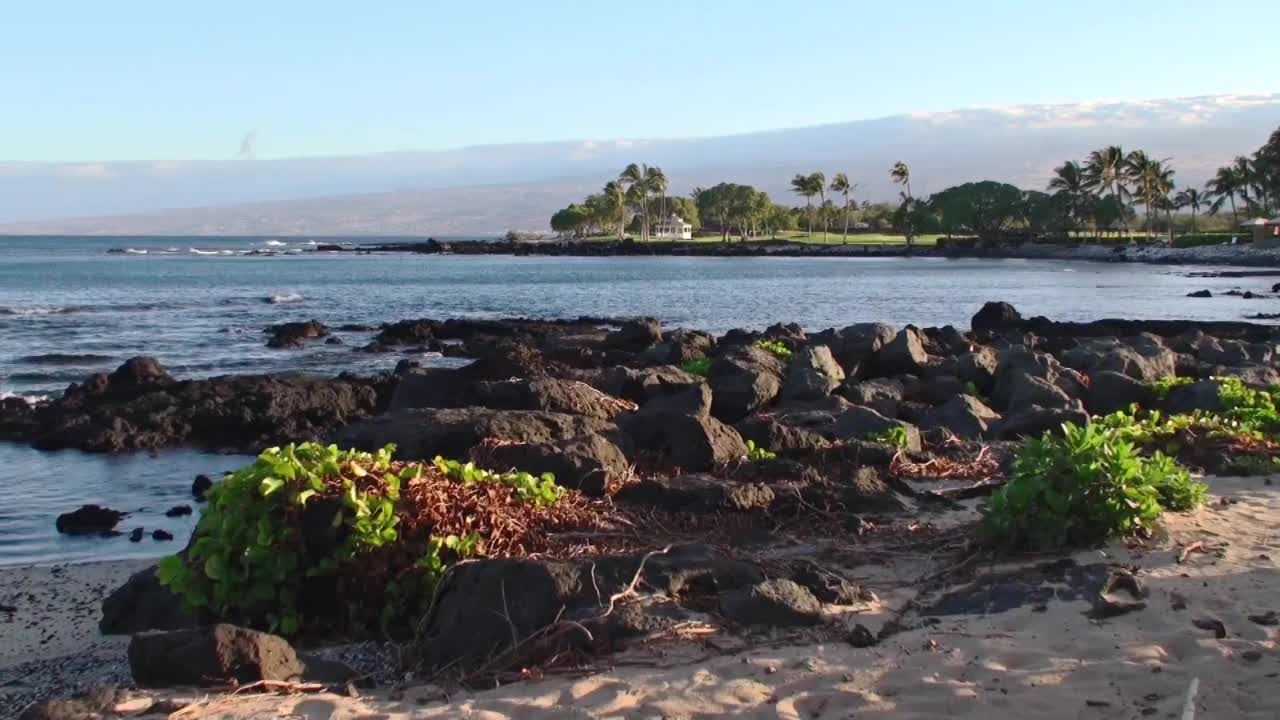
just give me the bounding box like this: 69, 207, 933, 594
568, 231, 939, 246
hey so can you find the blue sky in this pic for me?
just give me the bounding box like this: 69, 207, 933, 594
2, 0, 1276, 162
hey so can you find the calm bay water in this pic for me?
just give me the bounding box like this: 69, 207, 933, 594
1, 234, 1276, 565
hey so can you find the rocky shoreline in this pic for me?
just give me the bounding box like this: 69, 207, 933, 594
314, 236, 1280, 267
7, 302, 1280, 717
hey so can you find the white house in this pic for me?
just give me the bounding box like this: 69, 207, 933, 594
652, 214, 693, 240
1243, 217, 1280, 248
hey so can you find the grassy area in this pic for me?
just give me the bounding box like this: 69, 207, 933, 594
568, 231, 938, 246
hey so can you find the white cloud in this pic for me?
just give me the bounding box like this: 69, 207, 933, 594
57, 163, 114, 179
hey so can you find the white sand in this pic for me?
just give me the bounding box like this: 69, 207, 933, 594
151, 475, 1279, 719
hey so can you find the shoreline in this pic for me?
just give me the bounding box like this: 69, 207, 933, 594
319, 237, 1280, 268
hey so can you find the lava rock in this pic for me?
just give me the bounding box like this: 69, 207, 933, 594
191, 474, 213, 500
55, 505, 125, 535
164, 505, 193, 518
151, 530, 174, 542
129, 624, 304, 687
719, 579, 824, 627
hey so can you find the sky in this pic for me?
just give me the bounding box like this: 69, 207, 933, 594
2, 0, 1277, 163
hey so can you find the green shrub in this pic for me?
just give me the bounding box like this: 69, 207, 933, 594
1151, 375, 1193, 399
745, 440, 776, 462
681, 357, 712, 376
1217, 376, 1280, 435
983, 423, 1205, 551
157, 443, 581, 637
868, 426, 911, 448
753, 338, 793, 362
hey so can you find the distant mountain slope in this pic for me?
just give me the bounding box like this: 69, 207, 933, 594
2, 93, 1276, 235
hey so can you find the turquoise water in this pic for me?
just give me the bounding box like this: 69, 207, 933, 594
0, 234, 1275, 565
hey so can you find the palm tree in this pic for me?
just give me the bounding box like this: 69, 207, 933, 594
790, 173, 817, 238
619, 163, 649, 241
1047, 161, 1087, 236
1233, 156, 1255, 212
830, 173, 856, 243
1083, 146, 1131, 233
1205, 165, 1242, 226
809, 172, 827, 242
646, 166, 668, 229
890, 161, 912, 200
1175, 187, 1205, 233
602, 181, 627, 241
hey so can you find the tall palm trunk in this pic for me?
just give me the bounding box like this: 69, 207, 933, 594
842, 195, 850, 244
806, 198, 813, 238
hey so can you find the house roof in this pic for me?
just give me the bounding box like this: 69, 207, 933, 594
1241, 217, 1275, 227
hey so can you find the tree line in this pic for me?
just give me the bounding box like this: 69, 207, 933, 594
550, 125, 1279, 243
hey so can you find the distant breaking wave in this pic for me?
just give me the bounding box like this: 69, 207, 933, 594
263, 240, 288, 247
0, 306, 77, 316
265, 292, 304, 304
0, 391, 49, 406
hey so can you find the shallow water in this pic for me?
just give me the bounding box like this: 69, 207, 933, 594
1, 234, 1277, 565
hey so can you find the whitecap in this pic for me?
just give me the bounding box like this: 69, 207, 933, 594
124, 248, 148, 255
0, 391, 49, 406
265, 292, 304, 304
0, 306, 76, 316
263, 239, 288, 247
189, 248, 218, 256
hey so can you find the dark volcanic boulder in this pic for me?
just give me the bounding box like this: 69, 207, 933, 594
920, 395, 1001, 439
990, 349, 1086, 411
873, 327, 929, 376
664, 414, 748, 471
101, 566, 199, 635
13, 365, 382, 453
780, 345, 845, 402
463, 378, 628, 420
604, 318, 663, 352
600, 365, 704, 404
905, 374, 966, 405
1159, 379, 1225, 416
334, 407, 616, 461
707, 346, 785, 423
733, 416, 832, 454
265, 320, 328, 349
1085, 370, 1152, 415
129, 624, 303, 687
640, 329, 715, 365
17, 688, 133, 720
419, 546, 763, 670
191, 474, 213, 500
374, 318, 438, 345
831, 406, 922, 451
108, 356, 173, 390
828, 323, 898, 377
837, 378, 904, 417
971, 301, 1023, 334
476, 433, 629, 496
1187, 289, 1212, 298
619, 474, 775, 513
996, 405, 1089, 439
953, 348, 1000, 395
719, 579, 823, 627
55, 505, 125, 535
619, 384, 714, 449
1060, 338, 1177, 382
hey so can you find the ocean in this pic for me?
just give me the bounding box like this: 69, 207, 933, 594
0, 234, 1274, 565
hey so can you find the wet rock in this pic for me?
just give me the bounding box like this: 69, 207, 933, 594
163, 505, 192, 518
265, 320, 328, 349
604, 318, 663, 352
475, 432, 629, 496
151, 530, 174, 541
16, 366, 381, 454
780, 345, 845, 402
1085, 371, 1151, 415
129, 528, 144, 542
708, 346, 785, 423
1187, 289, 1212, 298
920, 394, 1000, 439
108, 357, 173, 390
837, 378, 904, 417
324, 336, 344, 345
101, 566, 199, 634
374, 319, 438, 346
874, 327, 929, 376
55, 505, 125, 535
334, 407, 617, 461
719, 579, 823, 627
129, 624, 304, 687
191, 474, 213, 500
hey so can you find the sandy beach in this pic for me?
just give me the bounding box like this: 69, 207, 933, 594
6, 474, 1277, 719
